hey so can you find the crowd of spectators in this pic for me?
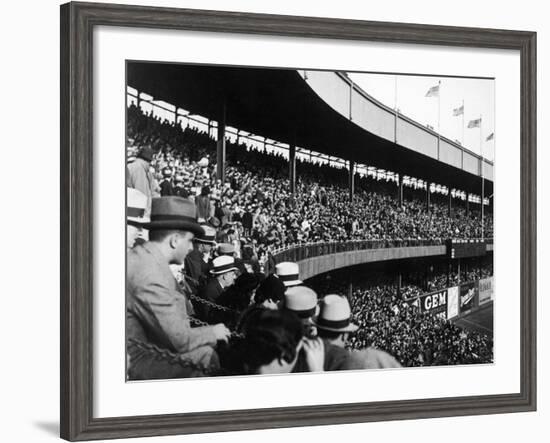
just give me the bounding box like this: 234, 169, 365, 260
308, 264, 494, 367
126, 104, 494, 376
347, 284, 493, 366
127, 105, 494, 262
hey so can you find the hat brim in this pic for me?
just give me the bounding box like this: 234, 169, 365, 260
282, 279, 303, 287
195, 238, 216, 245
142, 220, 205, 237
127, 217, 149, 225
210, 266, 239, 275
311, 318, 359, 333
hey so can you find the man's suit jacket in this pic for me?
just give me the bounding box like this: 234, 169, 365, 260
184, 247, 210, 293
196, 277, 224, 322
291, 341, 401, 373
127, 158, 153, 217
292, 340, 358, 373
126, 242, 218, 379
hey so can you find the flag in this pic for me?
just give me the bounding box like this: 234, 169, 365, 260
467, 118, 481, 128
425, 84, 439, 97
452, 104, 464, 116
486, 132, 494, 141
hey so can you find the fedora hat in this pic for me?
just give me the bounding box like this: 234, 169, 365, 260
208, 216, 221, 228
138, 145, 154, 162
127, 187, 149, 225
142, 196, 204, 236
210, 255, 238, 276
312, 294, 358, 333
195, 225, 217, 245
275, 262, 302, 287
284, 286, 318, 319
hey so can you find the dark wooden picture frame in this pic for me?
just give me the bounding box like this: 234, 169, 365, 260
60, 1, 537, 441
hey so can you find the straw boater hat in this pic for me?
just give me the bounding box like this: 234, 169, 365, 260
195, 225, 217, 245
283, 286, 318, 319
275, 262, 302, 287
217, 243, 235, 255
127, 188, 149, 225
142, 196, 204, 237
210, 255, 239, 276
312, 295, 359, 333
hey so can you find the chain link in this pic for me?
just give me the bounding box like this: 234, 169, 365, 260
188, 314, 245, 339
127, 337, 221, 375
186, 291, 236, 313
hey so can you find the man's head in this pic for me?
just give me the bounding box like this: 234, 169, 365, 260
127, 187, 149, 248
194, 224, 217, 254
210, 255, 239, 288
143, 196, 204, 263
149, 229, 195, 264
312, 294, 358, 347
137, 145, 154, 164
282, 286, 319, 336
217, 242, 235, 257
275, 262, 302, 287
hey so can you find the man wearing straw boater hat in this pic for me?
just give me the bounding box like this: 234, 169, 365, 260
217, 242, 247, 275
312, 294, 359, 346
275, 262, 302, 288
195, 255, 239, 322
127, 187, 149, 249
184, 224, 217, 294
282, 286, 318, 325
313, 295, 401, 370
126, 196, 231, 380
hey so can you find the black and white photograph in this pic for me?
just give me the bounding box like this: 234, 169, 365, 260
125, 62, 494, 380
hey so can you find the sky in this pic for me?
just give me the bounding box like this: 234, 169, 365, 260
348, 72, 495, 162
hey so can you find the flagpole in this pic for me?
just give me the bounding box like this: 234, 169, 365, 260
462, 99, 465, 146
394, 75, 398, 143
437, 80, 441, 158
438, 80, 441, 133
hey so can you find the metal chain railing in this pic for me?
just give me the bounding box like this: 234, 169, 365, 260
127, 337, 221, 376
187, 314, 245, 339
186, 291, 236, 313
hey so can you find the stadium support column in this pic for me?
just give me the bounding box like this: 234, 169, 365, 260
466, 193, 470, 215
426, 182, 431, 211
348, 160, 355, 201
289, 143, 296, 196
448, 187, 452, 216
216, 102, 226, 183
397, 272, 402, 298
398, 174, 404, 207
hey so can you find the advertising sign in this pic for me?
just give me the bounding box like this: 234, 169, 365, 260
447, 286, 459, 319
420, 290, 447, 314
479, 277, 494, 305
459, 281, 479, 313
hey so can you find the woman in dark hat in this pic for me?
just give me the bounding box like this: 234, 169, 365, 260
253, 274, 286, 309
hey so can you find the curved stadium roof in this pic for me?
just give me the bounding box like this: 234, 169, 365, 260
127, 62, 493, 198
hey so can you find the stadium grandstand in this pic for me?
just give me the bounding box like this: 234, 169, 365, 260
125, 62, 494, 379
